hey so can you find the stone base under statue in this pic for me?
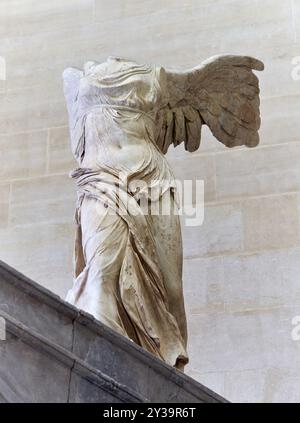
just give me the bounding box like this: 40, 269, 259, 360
0, 260, 227, 403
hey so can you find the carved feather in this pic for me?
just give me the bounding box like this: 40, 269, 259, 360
156, 54, 264, 153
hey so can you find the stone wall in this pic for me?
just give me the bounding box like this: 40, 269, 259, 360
0, 0, 300, 402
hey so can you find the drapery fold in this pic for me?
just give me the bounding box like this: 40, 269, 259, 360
66, 166, 188, 368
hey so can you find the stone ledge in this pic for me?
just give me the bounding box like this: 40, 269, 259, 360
0, 260, 228, 403
0, 311, 147, 403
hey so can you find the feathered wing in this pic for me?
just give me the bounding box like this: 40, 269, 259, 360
62, 67, 85, 161
155, 55, 264, 154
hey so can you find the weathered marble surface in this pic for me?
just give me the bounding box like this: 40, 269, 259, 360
63, 55, 263, 370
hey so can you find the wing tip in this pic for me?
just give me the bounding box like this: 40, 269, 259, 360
205, 54, 265, 71
246, 133, 260, 148
250, 58, 265, 72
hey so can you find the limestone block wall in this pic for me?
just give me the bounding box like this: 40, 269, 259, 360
0, 0, 300, 402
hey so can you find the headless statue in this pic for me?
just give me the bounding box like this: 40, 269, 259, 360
63, 55, 263, 371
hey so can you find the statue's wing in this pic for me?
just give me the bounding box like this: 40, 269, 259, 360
62, 67, 84, 160
63, 67, 83, 125
156, 55, 264, 154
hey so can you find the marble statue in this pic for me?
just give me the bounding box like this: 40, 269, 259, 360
63, 55, 264, 371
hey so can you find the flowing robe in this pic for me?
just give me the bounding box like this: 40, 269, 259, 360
63, 55, 263, 370
63, 58, 189, 369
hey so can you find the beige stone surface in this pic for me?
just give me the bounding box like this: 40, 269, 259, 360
224, 369, 268, 403
183, 257, 224, 314
224, 368, 300, 403
182, 203, 243, 258
0, 223, 74, 297
225, 368, 300, 403
0, 0, 299, 402
242, 194, 300, 251
0, 131, 47, 180
294, 0, 300, 35
10, 198, 75, 227
10, 174, 75, 205
264, 368, 300, 403
169, 153, 216, 202
186, 369, 225, 397
48, 127, 77, 174
187, 306, 300, 374
0, 184, 10, 229
185, 248, 300, 315
215, 143, 300, 200
0, 84, 67, 134
0, 0, 94, 37
259, 95, 300, 145
223, 248, 300, 312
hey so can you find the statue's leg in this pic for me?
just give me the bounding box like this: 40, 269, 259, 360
148, 191, 188, 350
67, 192, 188, 367
68, 195, 137, 339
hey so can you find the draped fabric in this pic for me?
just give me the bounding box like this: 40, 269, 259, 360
66, 166, 188, 368
63, 55, 262, 370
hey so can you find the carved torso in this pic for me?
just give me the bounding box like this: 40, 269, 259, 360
63, 54, 263, 370
65, 56, 176, 196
